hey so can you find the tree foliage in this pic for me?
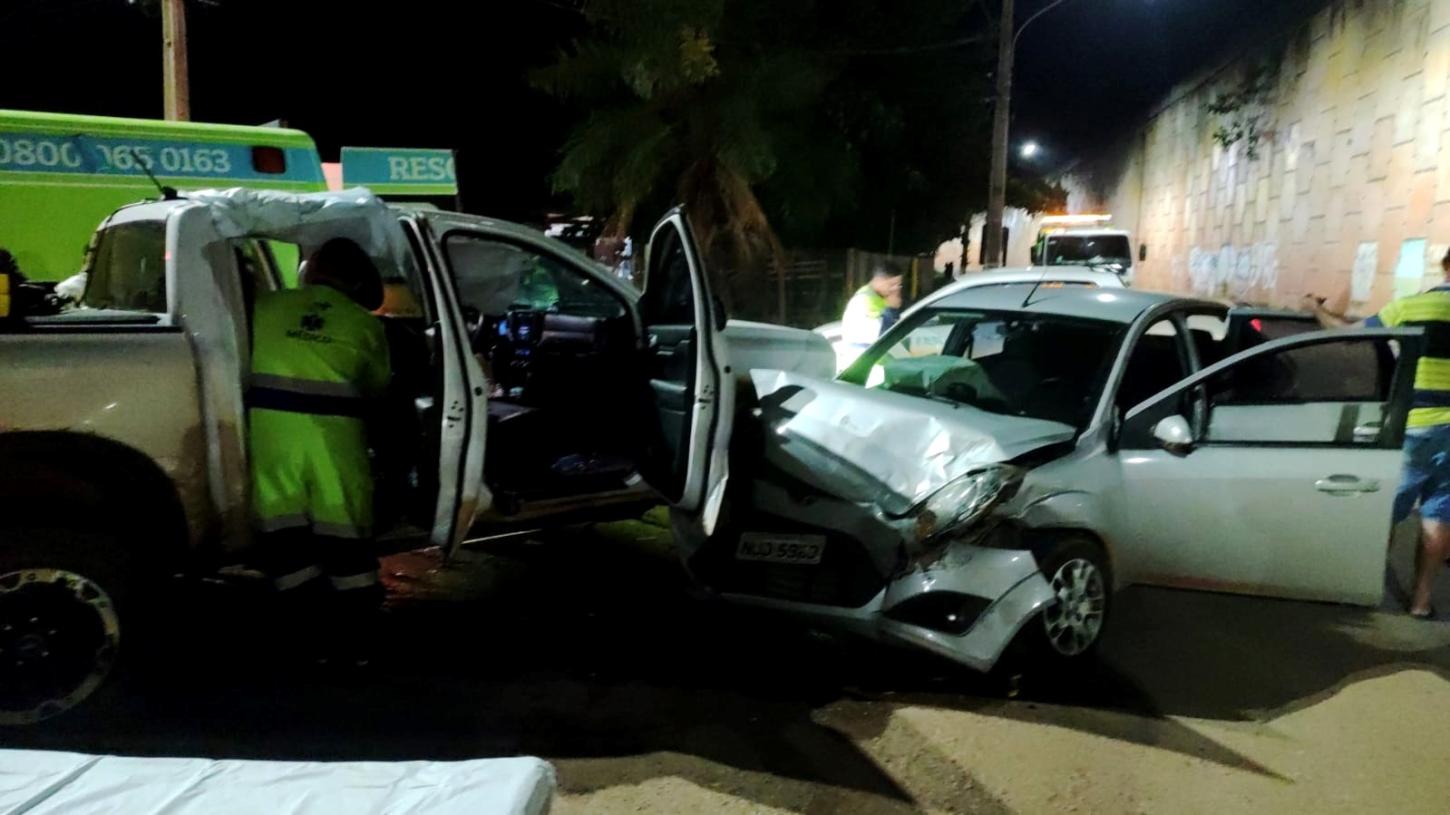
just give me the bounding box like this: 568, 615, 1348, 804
534, 0, 1030, 314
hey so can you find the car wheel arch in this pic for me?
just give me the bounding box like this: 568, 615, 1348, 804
0, 431, 191, 570
1019, 525, 1119, 590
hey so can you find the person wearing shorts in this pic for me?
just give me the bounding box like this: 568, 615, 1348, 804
1308, 250, 1450, 618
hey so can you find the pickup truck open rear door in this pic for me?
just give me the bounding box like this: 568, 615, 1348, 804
639, 209, 734, 535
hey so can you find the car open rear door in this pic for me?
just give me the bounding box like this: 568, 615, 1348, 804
1115, 327, 1422, 605
639, 209, 733, 534
401, 214, 490, 557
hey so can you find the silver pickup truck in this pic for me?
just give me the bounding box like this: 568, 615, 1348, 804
0, 188, 832, 724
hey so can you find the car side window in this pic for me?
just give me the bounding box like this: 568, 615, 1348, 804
445, 235, 624, 320
641, 227, 695, 326
1113, 336, 1404, 447
1116, 318, 1189, 412
1210, 338, 1392, 406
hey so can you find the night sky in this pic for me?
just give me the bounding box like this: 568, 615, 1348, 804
1013, 0, 1329, 165
1, 0, 1326, 216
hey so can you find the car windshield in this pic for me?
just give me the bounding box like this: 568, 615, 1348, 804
1046, 235, 1132, 266
841, 308, 1124, 428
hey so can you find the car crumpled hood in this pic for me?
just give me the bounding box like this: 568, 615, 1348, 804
751, 369, 1076, 515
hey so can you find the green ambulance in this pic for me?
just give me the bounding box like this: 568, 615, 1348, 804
0, 109, 326, 283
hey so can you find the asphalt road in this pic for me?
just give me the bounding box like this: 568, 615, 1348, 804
4, 515, 1450, 813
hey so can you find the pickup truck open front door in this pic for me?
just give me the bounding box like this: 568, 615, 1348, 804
639, 209, 734, 534
401, 216, 489, 557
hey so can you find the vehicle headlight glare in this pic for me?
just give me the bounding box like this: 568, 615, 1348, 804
913, 465, 1021, 547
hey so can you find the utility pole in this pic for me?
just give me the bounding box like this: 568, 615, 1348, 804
161, 0, 191, 121
983, 0, 1076, 270
982, 0, 1013, 269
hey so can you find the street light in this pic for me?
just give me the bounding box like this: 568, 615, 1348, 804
982, 0, 1078, 268
1020, 141, 1040, 159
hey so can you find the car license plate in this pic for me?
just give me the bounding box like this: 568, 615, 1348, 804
736, 532, 826, 565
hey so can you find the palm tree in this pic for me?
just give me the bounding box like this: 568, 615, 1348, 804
533, 0, 841, 317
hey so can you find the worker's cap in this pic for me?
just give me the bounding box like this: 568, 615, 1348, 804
303, 238, 384, 311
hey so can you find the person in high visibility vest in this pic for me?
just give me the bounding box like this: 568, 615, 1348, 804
837, 265, 904, 372
1306, 249, 1450, 619
249, 237, 390, 663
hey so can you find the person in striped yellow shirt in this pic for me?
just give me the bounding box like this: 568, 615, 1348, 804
1307, 250, 1450, 619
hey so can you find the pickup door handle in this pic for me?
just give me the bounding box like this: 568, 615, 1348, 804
1315, 474, 1381, 495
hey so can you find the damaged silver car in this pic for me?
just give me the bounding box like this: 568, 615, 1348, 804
674, 284, 1424, 672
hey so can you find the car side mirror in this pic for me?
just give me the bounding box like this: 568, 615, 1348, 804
1153, 414, 1194, 455
1030, 245, 1042, 265
711, 294, 727, 330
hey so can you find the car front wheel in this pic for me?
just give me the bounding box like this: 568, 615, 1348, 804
1022, 536, 1111, 667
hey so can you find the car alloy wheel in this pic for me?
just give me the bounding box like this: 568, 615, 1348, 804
0, 568, 121, 725
1041, 557, 1106, 657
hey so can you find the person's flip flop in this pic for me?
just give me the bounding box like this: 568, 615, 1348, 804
1410, 604, 1438, 620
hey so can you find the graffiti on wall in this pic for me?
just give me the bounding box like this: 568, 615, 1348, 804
1188, 242, 1278, 298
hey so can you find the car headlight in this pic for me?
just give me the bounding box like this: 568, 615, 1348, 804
910, 465, 1023, 549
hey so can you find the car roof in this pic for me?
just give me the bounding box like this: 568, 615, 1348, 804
910, 266, 1122, 313
926, 283, 1217, 324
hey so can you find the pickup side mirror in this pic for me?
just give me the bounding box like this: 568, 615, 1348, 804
1030, 245, 1042, 265
711, 294, 727, 331
1153, 415, 1194, 456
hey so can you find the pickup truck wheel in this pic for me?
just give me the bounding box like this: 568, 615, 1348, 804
0, 529, 132, 726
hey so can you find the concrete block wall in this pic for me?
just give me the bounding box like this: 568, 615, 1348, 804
1063, 0, 1450, 312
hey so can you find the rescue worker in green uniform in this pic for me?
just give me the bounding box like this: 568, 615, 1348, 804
517, 260, 561, 309
248, 237, 390, 664
837, 265, 904, 372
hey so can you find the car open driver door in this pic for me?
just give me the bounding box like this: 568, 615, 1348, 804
639, 209, 734, 535
1115, 327, 1422, 605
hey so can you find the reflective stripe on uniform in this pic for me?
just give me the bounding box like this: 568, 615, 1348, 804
273, 564, 323, 592
312, 520, 370, 539
1376, 287, 1450, 428
329, 571, 379, 591
256, 513, 310, 533
254, 515, 369, 539
249, 373, 365, 399
247, 387, 368, 418
248, 372, 368, 417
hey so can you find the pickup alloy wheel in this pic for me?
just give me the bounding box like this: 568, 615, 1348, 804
0, 567, 121, 725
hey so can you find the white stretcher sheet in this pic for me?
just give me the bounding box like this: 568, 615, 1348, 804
0, 749, 555, 815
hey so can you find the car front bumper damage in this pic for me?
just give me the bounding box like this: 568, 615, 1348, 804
704, 481, 1055, 672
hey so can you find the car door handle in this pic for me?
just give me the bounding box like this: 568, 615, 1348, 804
1352, 423, 1382, 443
1314, 474, 1381, 494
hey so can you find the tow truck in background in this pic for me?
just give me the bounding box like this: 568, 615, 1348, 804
964, 211, 1142, 285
